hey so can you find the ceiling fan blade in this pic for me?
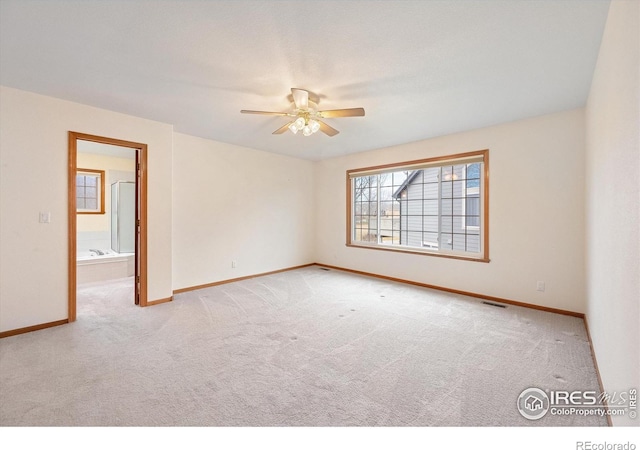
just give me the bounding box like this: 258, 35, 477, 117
272, 121, 293, 135
291, 88, 309, 110
318, 107, 365, 118
318, 120, 340, 137
240, 110, 289, 116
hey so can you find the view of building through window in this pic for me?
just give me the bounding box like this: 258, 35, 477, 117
351, 158, 484, 258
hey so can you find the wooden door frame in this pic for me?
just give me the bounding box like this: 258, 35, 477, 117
68, 131, 148, 321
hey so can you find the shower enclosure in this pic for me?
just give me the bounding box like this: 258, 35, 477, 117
111, 181, 135, 253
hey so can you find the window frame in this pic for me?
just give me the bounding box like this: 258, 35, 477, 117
76, 168, 105, 215
346, 149, 489, 262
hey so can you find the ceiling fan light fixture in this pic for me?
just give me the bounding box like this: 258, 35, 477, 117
241, 88, 365, 138
309, 119, 320, 134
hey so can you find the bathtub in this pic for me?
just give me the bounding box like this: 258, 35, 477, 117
77, 250, 135, 284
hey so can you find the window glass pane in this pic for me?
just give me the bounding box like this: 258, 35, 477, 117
466, 194, 480, 227
441, 216, 452, 233
423, 232, 438, 249
423, 183, 438, 199
441, 199, 453, 216
453, 165, 465, 180
391, 171, 409, 187
452, 234, 466, 251
391, 199, 400, 215
423, 167, 439, 183
379, 227, 393, 238
452, 198, 464, 216
423, 215, 438, 232
466, 163, 481, 188
424, 199, 438, 215
441, 181, 452, 199
466, 196, 480, 215
380, 201, 394, 216
354, 177, 368, 199
453, 180, 465, 198
350, 153, 486, 259
466, 235, 480, 253
405, 200, 422, 215
405, 231, 422, 247
467, 163, 480, 179
76, 170, 104, 214
371, 214, 378, 226
442, 166, 455, 181
407, 215, 422, 232
380, 186, 393, 202
441, 233, 453, 250
466, 225, 480, 235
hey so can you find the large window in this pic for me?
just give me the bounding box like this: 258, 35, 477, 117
347, 150, 489, 261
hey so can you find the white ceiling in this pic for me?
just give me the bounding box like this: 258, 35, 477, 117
0, 0, 610, 161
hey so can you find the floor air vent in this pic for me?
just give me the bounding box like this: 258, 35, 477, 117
482, 301, 507, 308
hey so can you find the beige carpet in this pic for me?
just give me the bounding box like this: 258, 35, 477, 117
0, 266, 606, 426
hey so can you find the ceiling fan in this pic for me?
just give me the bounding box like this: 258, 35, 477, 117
240, 88, 365, 137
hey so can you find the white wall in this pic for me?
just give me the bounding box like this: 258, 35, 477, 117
172, 132, 315, 291
315, 109, 587, 313
585, 0, 639, 426
76, 152, 136, 254
0, 86, 174, 332
76, 151, 135, 234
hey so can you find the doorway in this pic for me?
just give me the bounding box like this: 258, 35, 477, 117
68, 132, 148, 321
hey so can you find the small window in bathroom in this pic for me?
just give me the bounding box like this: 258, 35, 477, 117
76, 168, 105, 214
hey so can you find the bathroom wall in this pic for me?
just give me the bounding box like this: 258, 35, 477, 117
76, 150, 135, 253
